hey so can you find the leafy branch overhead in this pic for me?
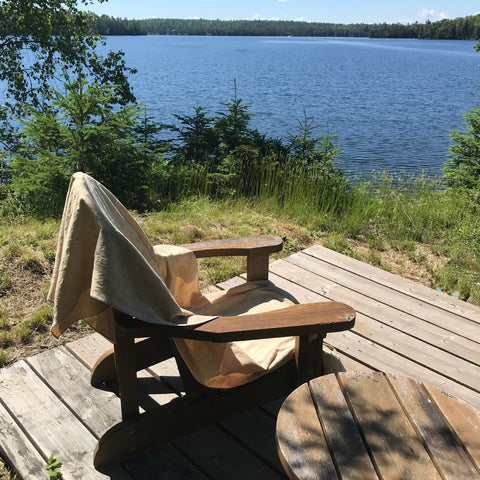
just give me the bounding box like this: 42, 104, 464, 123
0, 0, 136, 148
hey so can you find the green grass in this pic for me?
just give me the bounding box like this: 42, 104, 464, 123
0, 349, 9, 367
16, 307, 51, 344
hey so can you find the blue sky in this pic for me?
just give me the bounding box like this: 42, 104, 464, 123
83, 0, 480, 24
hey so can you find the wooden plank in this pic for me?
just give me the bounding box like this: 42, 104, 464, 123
27, 347, 121, 437
174, 424, 288, 480
266, 270, 480, 407
66, 332, 112, 370
329, 330, 480, 409
147, 357, 184, 395
308, 374, 379, 480
353, 312, 480, 391
306, 245, 480, 321
276, 382, 338, 480
388, 375, 479, 479
215, 275, 246, 290
270, 268, 480, 395
125, 443, 209, 480
0, 361, 130, 480
284, 252, 480, 342
424, 383, 480, 472
270, 259, 480, 366
136, 369, 179, 410
0, 402, 46, 480
219, 406, 286, 475
334, 349, 374, 373
338, 372, 443, 480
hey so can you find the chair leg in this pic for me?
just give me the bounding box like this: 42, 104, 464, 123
295, 333, 325, 385
114, 323, 140, 420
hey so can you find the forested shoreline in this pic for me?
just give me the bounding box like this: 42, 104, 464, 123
92, 14, 480, 40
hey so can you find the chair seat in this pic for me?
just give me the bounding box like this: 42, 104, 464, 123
175, 280, 298, 388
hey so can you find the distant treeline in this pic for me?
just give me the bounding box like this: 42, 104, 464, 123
91, 14, 480, 40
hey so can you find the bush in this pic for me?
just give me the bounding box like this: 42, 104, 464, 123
444, 107, 480, 190
8, 79, 162, 216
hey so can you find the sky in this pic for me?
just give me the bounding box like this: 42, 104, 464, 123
82, 0, 480, 25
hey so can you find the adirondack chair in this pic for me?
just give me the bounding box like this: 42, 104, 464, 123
48, 173, 356, 467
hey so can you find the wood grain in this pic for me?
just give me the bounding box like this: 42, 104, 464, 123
0, 401, 46, 480
338, 372, 443, 480
308, 374, 379, 480
389, 375, 480, 479
424, 382, 480, 472
306, 245, 480, 321
0, 360, 130, 479
276, 382, 338, 480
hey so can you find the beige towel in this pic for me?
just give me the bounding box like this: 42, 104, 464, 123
48, 173, 213, 339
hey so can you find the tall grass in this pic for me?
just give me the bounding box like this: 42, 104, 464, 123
129, 160, 480, 301
252, 167, 480, 301
1, 158, 479, 302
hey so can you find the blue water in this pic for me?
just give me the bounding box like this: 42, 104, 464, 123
103, 36, 480, 176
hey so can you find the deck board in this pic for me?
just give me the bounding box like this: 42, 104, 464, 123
2, 244, 480, 479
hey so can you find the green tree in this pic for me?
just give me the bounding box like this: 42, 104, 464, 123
0, 0, 136, 151
171, 106, 219, 168
443, 41, 480, 191
287, 111, 342, 174
214, 86, 256, 156
445, 107, 480, 190
10, 78, 156, 216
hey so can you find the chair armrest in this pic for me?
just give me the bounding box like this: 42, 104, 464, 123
114, 302, 355, 343
180, 235, 283, 281
181, 235, 283, 258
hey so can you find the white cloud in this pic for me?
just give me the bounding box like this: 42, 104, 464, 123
278, 0, 290, 3
420, 8, 449, 21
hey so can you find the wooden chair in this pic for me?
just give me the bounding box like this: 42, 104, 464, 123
91, 235, 355, 467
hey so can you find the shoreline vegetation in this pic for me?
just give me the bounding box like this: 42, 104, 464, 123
91, 14, 480, 40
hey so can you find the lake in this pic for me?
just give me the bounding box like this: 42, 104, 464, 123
103, 36, 480, 177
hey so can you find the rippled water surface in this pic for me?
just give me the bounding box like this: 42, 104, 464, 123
104, 36, 480, 176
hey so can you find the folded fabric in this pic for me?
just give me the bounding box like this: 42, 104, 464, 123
48, 172, 213, 340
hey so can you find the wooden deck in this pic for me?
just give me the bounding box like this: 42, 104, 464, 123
1, 245, 480, 479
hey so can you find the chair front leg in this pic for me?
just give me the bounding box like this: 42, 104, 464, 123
114, 314, 140, 420
295, 333, 326, 385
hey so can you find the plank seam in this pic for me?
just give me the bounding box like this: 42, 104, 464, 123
272, 260, 480, 353
64, 342, 98, 372
342, 329, 480, 395
287, 253, 473, 327
302, 248, 480, 323
216, 421, 288, 478
0, 371, 50, 463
